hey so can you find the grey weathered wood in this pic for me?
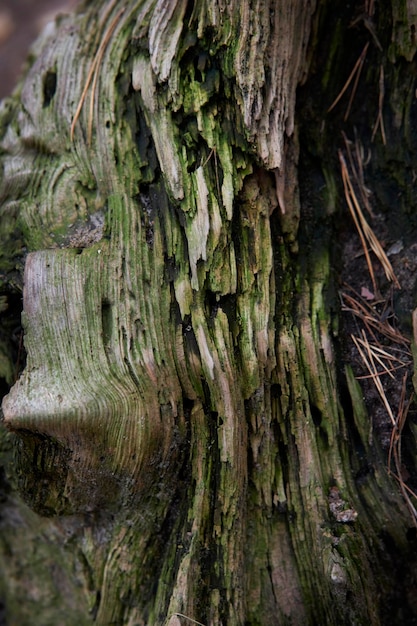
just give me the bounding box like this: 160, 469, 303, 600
0, 1, 416, 624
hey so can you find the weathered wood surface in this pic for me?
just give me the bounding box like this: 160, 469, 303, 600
1, 1, 417, 624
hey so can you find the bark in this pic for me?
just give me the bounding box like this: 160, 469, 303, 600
1, 1, 417, 624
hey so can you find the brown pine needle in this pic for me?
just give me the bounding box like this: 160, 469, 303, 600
391, 472, 417, 501
365, 0, 375, 17
371, 64, 386, 145
70, 56, 100, 142
391, 471, 417, 523
70, 0, 118, 141
340, 152, 378, 294
344, 46, 368, 121
353, 336, 409, 379
388, 376, 417, 525
339, 150, 400, 289
201, 146, 221, 201
352, 327, 416, 525
341, 128, 415, 524
328, 43, 369, 115
70, 5, 125, 144
356, 363, 410, 379
352, 331, 396, 426
341, 287, 410, 348
353, 136, 374, 217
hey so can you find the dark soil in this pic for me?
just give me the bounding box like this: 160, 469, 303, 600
340, 161, 417, 492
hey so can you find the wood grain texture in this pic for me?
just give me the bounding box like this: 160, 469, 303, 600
1, 1, 415, 624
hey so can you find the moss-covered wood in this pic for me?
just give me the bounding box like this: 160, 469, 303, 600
1, 1, 417, 624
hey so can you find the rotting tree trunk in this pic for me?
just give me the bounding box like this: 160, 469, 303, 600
1, 1, 417, 624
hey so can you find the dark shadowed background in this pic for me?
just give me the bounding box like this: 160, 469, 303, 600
0, 0, 77, 99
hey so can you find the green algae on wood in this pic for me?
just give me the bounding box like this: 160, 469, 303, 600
1, 1, 417, 624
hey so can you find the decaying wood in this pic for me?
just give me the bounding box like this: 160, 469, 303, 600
0, 1, 417, 624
